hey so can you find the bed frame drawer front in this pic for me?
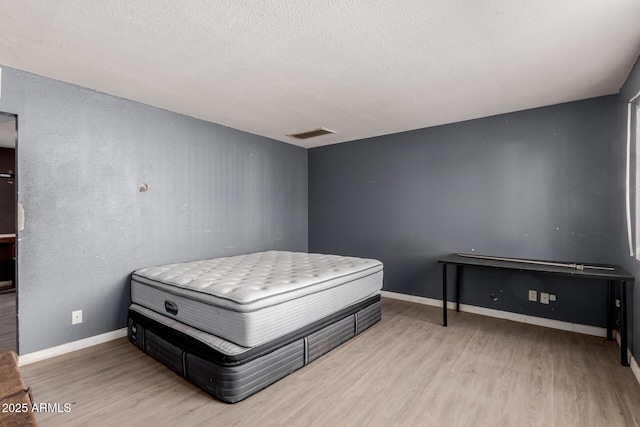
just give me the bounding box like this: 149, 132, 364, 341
127, 294, 382, 403
307, 316, 355, 363
356, 301, 382, 334
186, 340, 305, 403
145, 331, 185, 377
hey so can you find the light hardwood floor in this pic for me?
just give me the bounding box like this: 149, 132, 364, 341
0, 290, 16, 353
19, 298, 640, 426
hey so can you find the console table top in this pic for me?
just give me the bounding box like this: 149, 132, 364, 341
438, 253, 634, 281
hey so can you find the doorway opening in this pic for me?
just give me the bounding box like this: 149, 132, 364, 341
0, 112, 17, 353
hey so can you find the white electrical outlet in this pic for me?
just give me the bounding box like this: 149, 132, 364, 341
528, 290, 537, 302
72, 310, 83, 325
549, 294, 556, 302
540, 292, 550, 304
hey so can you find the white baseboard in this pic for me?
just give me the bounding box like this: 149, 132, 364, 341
18, 327, 127, 366
630, 350, 640, 386
380, 290, 607, 337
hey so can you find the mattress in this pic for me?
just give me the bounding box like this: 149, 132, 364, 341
128, 295, 381, 403
131, 251, 383, 347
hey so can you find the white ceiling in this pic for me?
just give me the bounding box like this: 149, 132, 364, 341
1, 1, 640, 149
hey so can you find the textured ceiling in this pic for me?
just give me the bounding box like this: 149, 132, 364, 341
1, 1, 640, 148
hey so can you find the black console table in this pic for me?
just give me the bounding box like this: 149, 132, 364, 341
438, 253, 634, 366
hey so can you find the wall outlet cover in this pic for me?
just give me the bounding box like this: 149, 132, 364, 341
72, 310, 83, 325
540, 292, 550, 304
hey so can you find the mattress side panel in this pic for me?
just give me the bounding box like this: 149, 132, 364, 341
132, 280, 249, 346
132, 270, 382, 347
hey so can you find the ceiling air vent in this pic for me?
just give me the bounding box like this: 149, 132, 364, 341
287, 127, 335, 140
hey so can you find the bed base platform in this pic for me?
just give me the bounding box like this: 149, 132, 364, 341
128, 294, 381, 403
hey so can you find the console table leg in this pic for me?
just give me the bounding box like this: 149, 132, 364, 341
607, 280, 613, 340
442, 263, 447, 327
621, 280, 629, 366
456, 265, 462, 312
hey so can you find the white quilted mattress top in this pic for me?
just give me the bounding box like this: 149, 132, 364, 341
133, 251, 383, 308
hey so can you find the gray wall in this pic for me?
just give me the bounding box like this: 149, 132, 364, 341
0, 66, 308, 354
310, 96, 619, 329
616, 55, 640, 360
